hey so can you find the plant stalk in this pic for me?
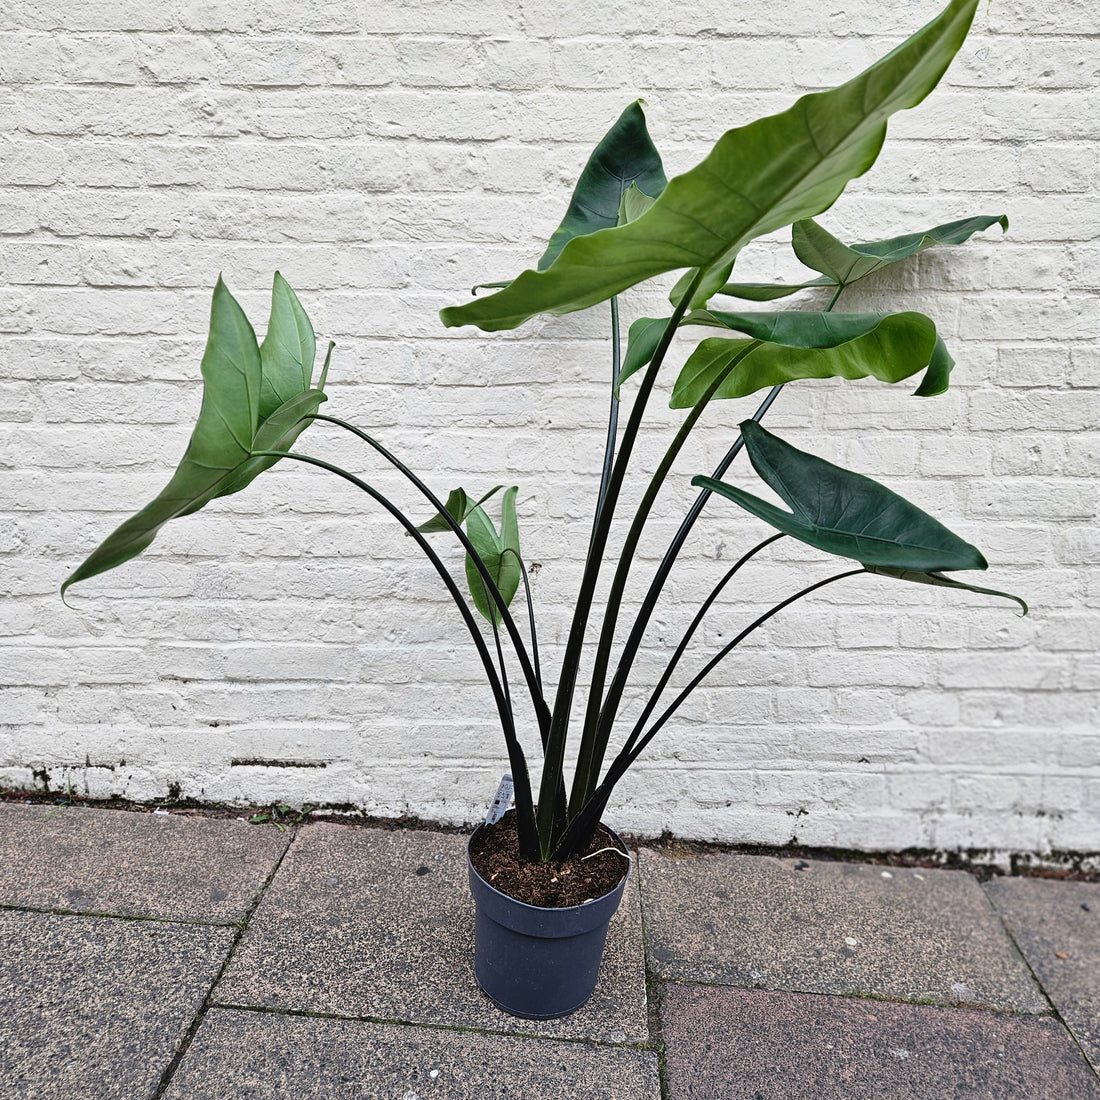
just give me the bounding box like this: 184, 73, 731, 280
535, 269, 705, 858
252, 448, 540, 859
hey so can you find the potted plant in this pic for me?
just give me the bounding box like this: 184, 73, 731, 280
64, 0, 1023, 1019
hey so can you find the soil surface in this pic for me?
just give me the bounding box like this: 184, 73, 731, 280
468, 810, 630, 908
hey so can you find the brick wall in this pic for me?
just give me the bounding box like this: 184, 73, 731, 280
2, 0, 1097, 858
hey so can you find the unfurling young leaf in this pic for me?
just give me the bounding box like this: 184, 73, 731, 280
463, 487, 522, 625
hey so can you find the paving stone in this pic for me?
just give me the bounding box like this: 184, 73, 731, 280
0, 802, 289, 922
985, 876, 1100, 1071
639, 850, 1045, 1011
0, 910, 234, 1100
214, 823, 648, 1044
163, 1006, 660, 1100
661, 982, 1100, 1100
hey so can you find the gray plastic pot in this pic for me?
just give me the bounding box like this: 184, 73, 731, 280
466, 824, 629, 1020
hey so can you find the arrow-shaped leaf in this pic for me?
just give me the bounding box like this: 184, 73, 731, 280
537, 100, 668, 272
63, 275, 328, 596
694, 419, 986, 572
463, 487, 521, 625
668, 311, 952, 408
793, 214, 1009, 286
441, 0, 978, 331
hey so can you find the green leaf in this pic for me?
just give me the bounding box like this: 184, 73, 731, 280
63, 277, 328, 596
463, 487, 521, 625
865, 566, 1028, 614
716, 277, 837, 301
537, 100, 667, 272
259, 271, 316, 419
694, 419, 987, 572
793, 214, 1009, 286
441, 0, 978, 331
615, 315, 672, 393
669, 311, 946, 408
416, 485, 504, 534
617, 181, 658, 226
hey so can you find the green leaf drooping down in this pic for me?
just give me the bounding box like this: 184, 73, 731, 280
463, 487, 522, 626
63, 274, 330, 597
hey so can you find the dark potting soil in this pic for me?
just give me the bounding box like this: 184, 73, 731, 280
469, 809, 630, 908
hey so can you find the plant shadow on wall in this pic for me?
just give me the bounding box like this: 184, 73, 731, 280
64, 0, 1025, 1018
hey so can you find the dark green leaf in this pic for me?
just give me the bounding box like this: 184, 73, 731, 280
865, 565, 1028, 614
793, 214, 1008, 285
441, 0, 978, 331
615, 315, 671, 392
669, 311, 945, 408
63, 277, 327, 596
694, 419, 987, 572
463, 487, 521, 625
416, 485, 504, 534
537, 100, 667, 272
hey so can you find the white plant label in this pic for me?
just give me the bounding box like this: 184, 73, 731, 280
485, 773, 514, 825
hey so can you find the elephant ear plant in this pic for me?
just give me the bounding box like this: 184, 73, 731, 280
67, 0, 1024, 874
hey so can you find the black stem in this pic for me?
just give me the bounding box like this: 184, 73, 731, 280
570, 340, 762, 814
536, 269, 706, 855
552, 567, 866, 859
251, 448, 539, 859
622, 533, 784, 755
307, 413, 551, 744
591, 295, 622, 539
502, 547, 542, 694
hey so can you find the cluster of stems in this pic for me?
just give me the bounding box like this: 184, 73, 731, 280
262, 276, 861, 863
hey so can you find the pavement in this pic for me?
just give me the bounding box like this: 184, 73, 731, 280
0, 801, 1097, 1099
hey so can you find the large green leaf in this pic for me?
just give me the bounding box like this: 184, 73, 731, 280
695, 419, 986, 572
440, 0, 978, 331
537, 100, 668, 272
63, 275, 328, 596
667, 311, 952, 408
793, 214, 1009, 286
463, 487, 521, 625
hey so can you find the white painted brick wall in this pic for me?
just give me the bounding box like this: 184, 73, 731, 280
1, 0, 1097, 859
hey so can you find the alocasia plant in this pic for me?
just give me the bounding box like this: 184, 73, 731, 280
67, 0, 1023, 864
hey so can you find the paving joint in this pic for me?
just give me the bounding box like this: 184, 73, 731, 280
207, 1000, 653, 1050
151, 823, 302, 1100
0, 901, 243, 928
987, 901, 1100, 1083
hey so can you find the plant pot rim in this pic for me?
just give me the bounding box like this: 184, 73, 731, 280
466, 819, 630, 914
